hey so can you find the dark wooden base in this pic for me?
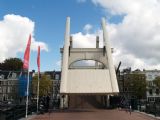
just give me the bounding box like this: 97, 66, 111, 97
68, 95, 107, 109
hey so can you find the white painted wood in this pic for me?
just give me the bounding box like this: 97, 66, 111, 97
66, 69, 112, 93
60, 17, 70, 93
60, 17, 119, 94
101, 18, 119, 93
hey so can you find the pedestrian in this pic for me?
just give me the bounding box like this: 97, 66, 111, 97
129, 105, 132, 115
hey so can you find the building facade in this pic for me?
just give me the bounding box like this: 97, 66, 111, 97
118, 69, 160, 103
117, 69, 146, 109
0, 71, 19, 103
143, 70, 160, 102
0, 70, 35, 104
44, 71, 61, 108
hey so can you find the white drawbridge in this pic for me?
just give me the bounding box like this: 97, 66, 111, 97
60, 17, 119, 95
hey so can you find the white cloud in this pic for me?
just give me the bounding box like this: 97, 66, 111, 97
77, 0, 86, 3
72, 0, 160, 70
83, 24, 93, 33
0, 14, 48, 62
72, 32, 97, 48
56, 60, 61, 67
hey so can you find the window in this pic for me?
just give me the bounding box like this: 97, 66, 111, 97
0, 75, 4, 79
124, 87, 128, 92
8, 81, 10, 85
55, 74, 59, 80
155, 75, 158, 78
3, 87, 6, 93
12, 87, 15, 92
155, 97, 160, 102
149, 89, 153, 95
148, 81, 153, 86
11, 73, 17, 79
7, 87, 10, 93
156, 89, 159, 95
3, 81, 7, 85
148, 97, 155, 102
148, 75, 152, 80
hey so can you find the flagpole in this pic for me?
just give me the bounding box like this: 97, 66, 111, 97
37, 71, 40, 113
36, 46, 40, 114
23, 34, 31, 118
25, 68, 30, 118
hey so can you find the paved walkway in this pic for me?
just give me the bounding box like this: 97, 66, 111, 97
28, 109, 160, 120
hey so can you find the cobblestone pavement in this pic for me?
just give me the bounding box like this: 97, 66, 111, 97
30, 109, 158, 120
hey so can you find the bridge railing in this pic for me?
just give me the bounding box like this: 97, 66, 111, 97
0, 104, 37, 120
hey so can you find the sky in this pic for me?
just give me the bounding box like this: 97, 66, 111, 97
0, 0, 160, 71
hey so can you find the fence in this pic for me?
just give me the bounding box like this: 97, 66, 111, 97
0, 104, 36, 120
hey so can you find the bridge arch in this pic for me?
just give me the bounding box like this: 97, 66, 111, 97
69, 59, 106, 69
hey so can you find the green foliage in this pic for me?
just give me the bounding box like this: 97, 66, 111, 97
0, 58, 23, 71
125, 73, 146, 99
31, 74, 52, 97
153, 76, 160, 88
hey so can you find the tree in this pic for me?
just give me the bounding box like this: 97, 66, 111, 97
0, 58, 23, 71
125, 73, 146, 99
153, 76, 160, 88
131, 74, 147, 99
31, 74, 52, 97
